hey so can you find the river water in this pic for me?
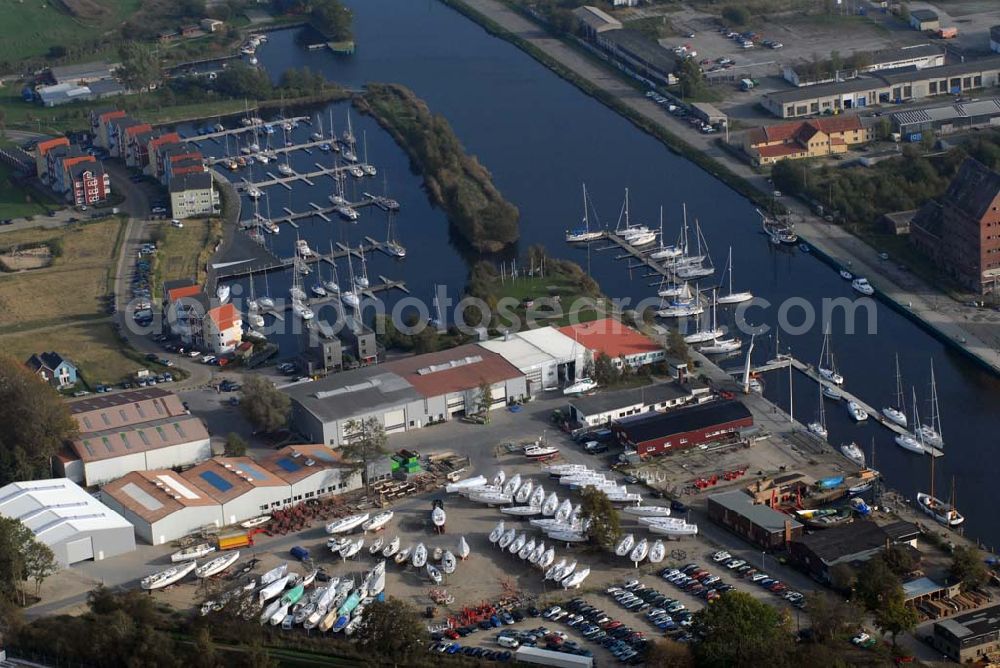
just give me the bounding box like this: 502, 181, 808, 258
205, 0, 999, 546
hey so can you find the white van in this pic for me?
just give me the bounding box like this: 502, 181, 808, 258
497, 636, 519, 649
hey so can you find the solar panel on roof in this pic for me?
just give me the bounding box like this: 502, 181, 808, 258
199, 470, 233, 492
309, 450, 335, 462
235, 463, 268, 480
276, 458, 301, 472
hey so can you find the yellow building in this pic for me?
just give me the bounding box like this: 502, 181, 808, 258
743, 117, 872, 166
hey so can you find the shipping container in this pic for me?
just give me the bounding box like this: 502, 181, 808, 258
218, 533, 252, 550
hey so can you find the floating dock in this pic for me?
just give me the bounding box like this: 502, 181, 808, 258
215, 237, 403, 280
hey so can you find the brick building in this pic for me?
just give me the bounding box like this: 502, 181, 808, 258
612, 400, 753, 457
910, 157, 1000, 294
742, 116, 872, 165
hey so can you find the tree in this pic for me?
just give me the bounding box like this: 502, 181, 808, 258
340, 417, 388, 493
666, 328, 692, 369
239, 376, 290, 433
854, 555, 917, 646
190, 626, 219, 668
898, 3, 910, 22
950, 545, 989, 591
874, 594, 918, 647
243, 640, 277, 668
677, 57, 703, 99
0, 517, 32, 605
310, 0, 353, 41
224, 432, 247, 457
23, 540, 56, 599
354, 597, 425, 661
118, 41, 160, 92
477, 380, 494, 422
804, 592, 860, 644
692, 591, 793, 668
721, 5, 751, 27
828, 562, 857, 594
645, 638, 695, 668
580, 487, 620, 551
0, 356, 78, 487
592, 352, 620, 387
771, 159, 809, 197
883, 544, 917, 576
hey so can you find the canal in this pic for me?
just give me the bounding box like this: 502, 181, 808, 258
210, 0, 998, 546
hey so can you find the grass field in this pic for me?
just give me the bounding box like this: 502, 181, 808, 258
0, 217, 123, 332
0, 0, 141, 63
0, 164, 51, 220
0, 321, 151, 385
492, 274, 604, 327
151, 217, 222, 298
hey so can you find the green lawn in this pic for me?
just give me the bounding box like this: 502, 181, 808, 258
0, 0, 141, 63
0, 164, 51, 220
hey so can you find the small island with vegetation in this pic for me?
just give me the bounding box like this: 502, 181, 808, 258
355, 83, 520, 253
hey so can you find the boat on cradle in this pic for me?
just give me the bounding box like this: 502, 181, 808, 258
541, 492, 560, 516
196, 551, 240, 578
261, 601, 288, 626
629, 539, 649, 563
614, 534, 635, 557
717, 246, 753, 304
502, 473, 522, 498
545, 559, 567, 581
918, 360, 945, 448
470, 490, 513, 505
497, 528, 517, 549
518, 538, 536, 560
326, 513, 370, 534
426, 564, 443, 584
431, 503, 446, 529
488, 521, 506, 543
508, 533, 528, 555
840, 442, 865, 467
527, 541, 546, 564
562, 377, 597, 395
141, 560, 198, 590
441, 551, 457, 574
847, 401, 869, 422
368, 537, 384, 555
340, 538, 364, 560
502, 505, 542, 516
622, 505, 671, 518
171, 543, 215, 563
445, 475, 487, 493
917, 491, 964, 527
525, 444, 559, 458
562, 567, 591, 589
566, 183, 604, 242
381, 536, 400, 558
648, 540, 666, 564
554, 499, 573, 523
883, 354, 908, 427
514, 479, 534, 504
547, 529, 587, 543
260, 563, 288, 587
393, 547, 411, 565
457, 535, 470, 560
646, 521, 699, 537
537, 547, 556, 569
362, 511, 393, 532
852, 277, 875, 296
412, 543, 428, 568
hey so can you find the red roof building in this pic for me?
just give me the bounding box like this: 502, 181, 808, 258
558, 318, 665, 368
742, 116, 873, 165
204, 303, 242, 354
34, 136, 70, 177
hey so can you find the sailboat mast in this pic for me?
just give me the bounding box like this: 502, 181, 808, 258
930, 360, 942, 438
894, 353, 905, 411
582, 183, 589, 231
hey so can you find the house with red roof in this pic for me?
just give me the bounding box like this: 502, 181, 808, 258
558, 317, 665, 370
204, 303, 242, 354
34, 136, 69, 178
742, 116, 873, 165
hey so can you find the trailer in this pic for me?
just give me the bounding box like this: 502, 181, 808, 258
514, 646, 593, 668
216, 528, 264, 550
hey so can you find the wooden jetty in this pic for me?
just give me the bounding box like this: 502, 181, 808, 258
215, 237, 402, 280
740, 356, 944, 457
241, 163, 376, 191
182, 116, 311, 143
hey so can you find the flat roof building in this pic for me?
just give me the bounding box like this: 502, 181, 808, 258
479, 326, 586, 395
613, 400, 753, 457
892, 97, 1000, 139
50, 61, 115, 86
572, 6, 621, 35
58, 388, 211, 486
788, 519, 916, 582
0, 478, 135, 565
569, 382, 692, 428
931, 604, 1000, 662
707, 489, 803, 550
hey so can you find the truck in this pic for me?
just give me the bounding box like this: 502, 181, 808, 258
216, 528, 263, 551
514, 646, 593, 668
290, 545, 310, 561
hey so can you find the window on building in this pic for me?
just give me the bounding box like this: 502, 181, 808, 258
903, 85, 912, 98
796, 105, 807, 116
975, 75, 983, 87
810, 103, 819, 113
930, 81, 937, 94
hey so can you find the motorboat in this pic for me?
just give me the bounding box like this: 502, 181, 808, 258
469, 491, 512, 505
445, 475, 487, 493
852, 277, 875, 296
195, 551, 240, 578
501, 505, 542, 517
514, 479, 534, 504
508, 533, 527, 555
488, 521, 506, 544
622, 505, 671, 518
295, 238, 313, 258
457, 536, 470, 560
840, 269, 854, 281
381, 536, 400, 558
141, 560, 197, 590
362, 511, 393, 532
847, 401, 869, 422
561, 567, 591, 589
327, 536, 351, 553
326, 513, 370, 534
562, 378, 597, 395
615, 533, 635, 557
524, 444, 559, 459
648, 540, 666, 564
917, 492, 964, 527
258, 575, 290, 603
629, 538, 649, 563
426, 564, 443, 584
497, 528, 517, 550
171, 543, 215, 563
840, 442, 866, 467
441, 551, 457, 574
412, 543, 428, 568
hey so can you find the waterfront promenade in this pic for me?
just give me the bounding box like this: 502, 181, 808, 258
453, 0, 1000, 375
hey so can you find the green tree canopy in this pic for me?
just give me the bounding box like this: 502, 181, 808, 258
804, 592, 861, 644
950, 545, 989, 591
224, 432, 247, 457
0, 355, 78, 487
118, 41, 161, 92
477, 380, 494, 422
340, 417, 388, 493
592, 351, 621, 387
692, 591, 794, 668
580, 487, 620, 551
354, 597, 426, 660
311, 0, 353, 41
722, 5, 751, 26
239, 375, 290, 433
854, 555, 918, 645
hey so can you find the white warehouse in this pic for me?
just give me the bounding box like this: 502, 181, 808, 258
58, 388, 212, 486
479, 326, 587, 395
0, 479, 135, 566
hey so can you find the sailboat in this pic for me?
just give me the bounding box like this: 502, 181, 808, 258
361, 131, 376, 176
818, 327, 844, 385
882, 354, 908, 427
649, 206, 682, 259
615, 188, 656, 245
917, 448, 964, 526
917, 360, 944, 448
674, 221, 714, 279
698, 336, 741, 355
566, 183, 604, 242
807, 369, 828, 440
277, 130, 294, 176
656, 283, 704, 318
354, 247, 369, 289
684, 290, 724, 343
341, 252, 360, 309
311, 114, 324, 141
324, 242, 340, 293
246, 271, 265, 329
310, 262, 328, 297
258, 271, 275, 310
717, 246, 753, 304
342, 109, 356, 145
895, 387, 928, 454
385, 211, 406, 257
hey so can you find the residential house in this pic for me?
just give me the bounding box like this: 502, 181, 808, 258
910, 157, 1000, 294
742, 116, 873, 165
91, 109, 126, 149
46, 145, 95, 194
146, 132, 181, 176
24, 351, 78, 388
203, 303, 242, 354
68, 161, 111, 205
162, 278, 208, 345
201, 18, 224, 32
169, 172, 217, 219
34, 136, 70, 178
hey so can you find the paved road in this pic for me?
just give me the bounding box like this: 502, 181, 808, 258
458, 0, 1000, 374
